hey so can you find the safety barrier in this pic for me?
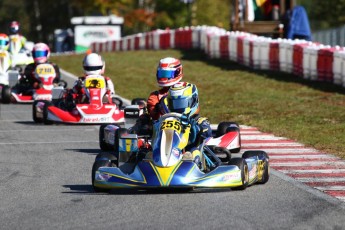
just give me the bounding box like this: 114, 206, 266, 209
90, 25, 345, 88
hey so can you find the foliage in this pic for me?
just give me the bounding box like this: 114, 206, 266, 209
297, 0, 345, 30
0, 0, 233, 44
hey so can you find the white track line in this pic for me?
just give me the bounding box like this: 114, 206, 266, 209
315, 186, 345, 191
271, 162, 345, 166
278, 169, 345, 174
297, 178, 345, 183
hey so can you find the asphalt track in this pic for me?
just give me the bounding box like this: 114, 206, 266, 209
0, 73, 345, 230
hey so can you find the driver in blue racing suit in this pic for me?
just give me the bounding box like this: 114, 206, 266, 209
161, 81, 212, 165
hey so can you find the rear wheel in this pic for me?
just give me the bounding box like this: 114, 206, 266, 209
92, 152, 117, 193
216, 122, 241, 153
1, 85, 11, 104
229, 157, 249, 190
242, 151, 269, 184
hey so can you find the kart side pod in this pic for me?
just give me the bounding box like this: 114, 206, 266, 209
118, 134, 139, 166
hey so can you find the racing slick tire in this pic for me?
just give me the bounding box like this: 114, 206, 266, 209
229, 157, 249, 190
242, 150, 270, 184
216, 122, 241, 153
112, 97, 123, 108
42, 101, 53, 125
58, 79, 68, 88
99, 124, 113, 151
1, 85, 11, 104
131, 98, 147, 108
32, 100, 44, 123
92, 152, 117, 193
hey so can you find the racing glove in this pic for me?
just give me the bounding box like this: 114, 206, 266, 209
189, 118, 200, 144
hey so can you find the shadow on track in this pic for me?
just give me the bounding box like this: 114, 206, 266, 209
65, 148, 101, 155
62, 184, 234, 195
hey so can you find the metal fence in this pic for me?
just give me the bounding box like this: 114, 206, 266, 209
312, 25, 345, 47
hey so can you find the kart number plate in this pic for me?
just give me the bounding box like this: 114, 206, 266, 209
35, 65, 56, 76
161, 120, 182, 133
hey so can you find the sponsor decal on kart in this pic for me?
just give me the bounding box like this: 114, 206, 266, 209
172, 148, 180, 157
96, 172, 111, 181
221, 172, 241, 182
82, 117, 111, 122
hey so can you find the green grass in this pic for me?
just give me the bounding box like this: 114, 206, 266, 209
51, 49, 345, 159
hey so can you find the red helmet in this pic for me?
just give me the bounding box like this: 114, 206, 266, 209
9, 21, 20, 34
32, 43, 50, 64
156, 57, 183, 87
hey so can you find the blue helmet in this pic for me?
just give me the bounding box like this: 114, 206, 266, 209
166, 82, 199, 116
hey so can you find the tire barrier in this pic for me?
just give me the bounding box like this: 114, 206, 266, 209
91, 25, 345, 88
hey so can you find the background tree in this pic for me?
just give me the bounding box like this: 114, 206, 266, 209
297, 0, 345, 31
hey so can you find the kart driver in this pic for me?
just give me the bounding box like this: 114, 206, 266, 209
71, 52, 116, 104
163, 82, 212, 154
130, 57, 183, 135
17, 43, 61, 94
8, 21, 27, 53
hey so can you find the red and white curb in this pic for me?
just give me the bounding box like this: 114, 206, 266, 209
240, 125, 345, 202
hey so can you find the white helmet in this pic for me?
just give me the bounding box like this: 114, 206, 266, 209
82, 53, 104, 75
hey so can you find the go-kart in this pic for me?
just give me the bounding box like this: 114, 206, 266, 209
33, 74, 124, 124
0, 49, 20, 103
92, 111, 269, 192
5, 63, 66, 103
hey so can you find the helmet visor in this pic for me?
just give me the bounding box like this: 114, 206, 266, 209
83, 65, 103, 71
168, 97, 189, 113
33, 50, 48, 58
157, 69, 176, 80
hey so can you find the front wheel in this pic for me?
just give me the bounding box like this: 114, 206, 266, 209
32, 100, 44, 123
242, 150, 269, 184
131, 98, 147, 109
229, 157, 249, 190
92, 152, 117, 193
1, 85, 11, 104
43, 101, 53, 125
99, 124, 113, 151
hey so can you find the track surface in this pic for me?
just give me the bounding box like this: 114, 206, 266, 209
0, 76, 345, 229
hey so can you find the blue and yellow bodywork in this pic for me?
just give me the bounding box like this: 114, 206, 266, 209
94, 160, 245, 189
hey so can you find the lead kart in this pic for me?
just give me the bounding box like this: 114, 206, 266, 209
33, 74, 124, 125
92, 110, 269, 192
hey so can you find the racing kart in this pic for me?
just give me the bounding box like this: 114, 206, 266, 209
0, 49, 20, 103
92, 110, 269, 192
32, 74, 124, 124
4, 63, 67, 103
